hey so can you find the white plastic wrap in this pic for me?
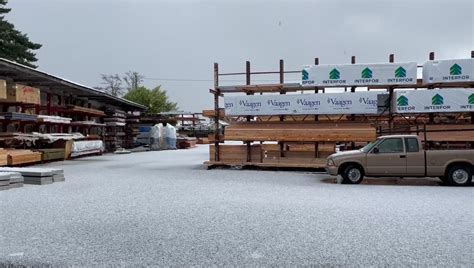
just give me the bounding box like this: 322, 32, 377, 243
163, 124, 177, 149
149, 124, 161, 150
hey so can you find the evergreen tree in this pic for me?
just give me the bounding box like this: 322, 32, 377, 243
0, 0, 42, 68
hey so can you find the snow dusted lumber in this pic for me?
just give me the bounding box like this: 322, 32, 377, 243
224, 122, 376, 142
0, 167, 64, 185
38, 115, 72, 124
71, 140, 104, 157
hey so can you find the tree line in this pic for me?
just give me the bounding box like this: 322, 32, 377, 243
96, 72, 178, 113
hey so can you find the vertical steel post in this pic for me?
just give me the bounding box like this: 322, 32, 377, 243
428, 52, 435, 124
314, 57, 319, 158
245, 61, 252, 162
279, 59, 285, 157
388, 54, 395, 133
213, 63, 220, 161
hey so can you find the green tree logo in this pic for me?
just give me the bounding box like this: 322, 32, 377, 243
361, 67, 372, 78
468, 94, 474, 105
395, 67, 406, 78
397, 95, 408, 106
302, 69, 309, 80
432, 94, 444, 105
450, 64, 462, 75
329, 68, 340, 80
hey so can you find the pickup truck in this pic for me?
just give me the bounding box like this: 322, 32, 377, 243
326, 135, 474, 186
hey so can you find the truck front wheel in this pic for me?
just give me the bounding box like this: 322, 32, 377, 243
341, 165, 364, 184
446, 165, 472, 186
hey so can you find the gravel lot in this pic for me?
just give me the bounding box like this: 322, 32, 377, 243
0, 145, 473, 266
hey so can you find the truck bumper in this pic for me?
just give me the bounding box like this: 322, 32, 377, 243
326, 166, 338, 176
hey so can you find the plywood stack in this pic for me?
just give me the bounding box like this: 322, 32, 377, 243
0, 83, 40, 104
124, 116, 140, 148
0, 112, 37, 122
177, 137, 197, 149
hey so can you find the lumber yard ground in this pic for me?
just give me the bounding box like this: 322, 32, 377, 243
0, 145, 472, 266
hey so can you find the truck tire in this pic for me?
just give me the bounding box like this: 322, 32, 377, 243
341, 165, 364, 184
446, 165, 472, 186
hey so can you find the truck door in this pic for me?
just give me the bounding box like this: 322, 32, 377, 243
366, 137, 407, 176
404, 137, 425, 176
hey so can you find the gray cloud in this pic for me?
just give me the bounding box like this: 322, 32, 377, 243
7, 0, 474, 111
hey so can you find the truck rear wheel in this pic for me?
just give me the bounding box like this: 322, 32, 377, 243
341, 165, 364, 184
446, 165, 472, 186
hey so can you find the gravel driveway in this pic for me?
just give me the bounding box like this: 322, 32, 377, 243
1, 145, 472, 266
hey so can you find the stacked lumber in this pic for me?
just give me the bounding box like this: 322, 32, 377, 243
202, 109, 225, 118
197, 137, 209, 144
0, 148, 8, 166
66, 105, 105, 116
6, 150, 42, 166
225, 122, 376, 142
0, 112, 37, 122
38, 148, 66, 161
37, 115, 71, 124
0, 132, 39, 142
0, 167, 65, 185
411, 124, 474, 142
177, 137, 197, 149
104, 109, 127, 151
208, 144, 327, 168
70, 121, 105, 127
0, 172, 11, 190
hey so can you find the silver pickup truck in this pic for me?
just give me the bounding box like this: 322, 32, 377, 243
326, 135, 474, 186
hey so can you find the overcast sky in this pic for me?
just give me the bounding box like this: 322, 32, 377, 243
6, 0, 474, 112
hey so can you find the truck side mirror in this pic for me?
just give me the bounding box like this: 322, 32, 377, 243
373, 147, 379, 154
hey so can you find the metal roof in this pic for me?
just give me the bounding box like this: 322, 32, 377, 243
0, 58, 147, 111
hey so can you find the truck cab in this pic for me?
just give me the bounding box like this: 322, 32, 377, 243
326, 135, 474, 186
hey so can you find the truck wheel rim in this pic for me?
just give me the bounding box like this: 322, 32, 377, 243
348, 168, 361, 182
452, 169, 469, 184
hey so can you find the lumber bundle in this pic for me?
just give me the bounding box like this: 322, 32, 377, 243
37, 148, 66, 161
38, 115, 72, 124
6, 150, 42, 166
224, 122, 376, 142
66, 105, 105, 116
0, 112, 37, 122
412, 124, 474, 142
202, 109, 225, 118
177, 137, 197, 149
197, 137, 209, 144
0, 149, 8, 166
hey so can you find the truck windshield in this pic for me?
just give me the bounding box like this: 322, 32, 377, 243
361, 140, 379, 153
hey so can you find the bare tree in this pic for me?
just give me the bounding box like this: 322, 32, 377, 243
123, 71, 144, 92
97, 74, 124, 97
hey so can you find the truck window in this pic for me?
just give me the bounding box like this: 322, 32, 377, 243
405, 138, 419, 152
376, 138, 403, 153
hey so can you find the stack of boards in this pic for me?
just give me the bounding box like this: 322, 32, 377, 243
104, 109, 127, 151
0, 112, 37, 122
0, 149, 42, 166
0, 167, 65, 186
0, 172, 24, 191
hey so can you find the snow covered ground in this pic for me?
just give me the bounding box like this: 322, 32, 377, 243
0, 145, 472, 266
